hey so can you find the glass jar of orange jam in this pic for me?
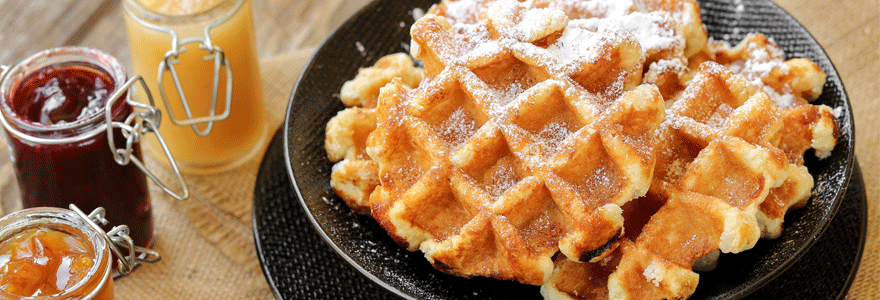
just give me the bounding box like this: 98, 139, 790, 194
0, 205, 157, 300
123, 0, 267, 173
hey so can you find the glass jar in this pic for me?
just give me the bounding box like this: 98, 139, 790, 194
0, 205, 160, 299
123, 0, 267, 173
0, 47, 188, 252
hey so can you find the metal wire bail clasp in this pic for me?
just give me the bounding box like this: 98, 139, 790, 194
70, 204, 161, 275
105, 75, 190, 201
154, 11, 235, 137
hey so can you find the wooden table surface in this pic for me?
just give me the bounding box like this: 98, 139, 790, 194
0, 0, 875, 299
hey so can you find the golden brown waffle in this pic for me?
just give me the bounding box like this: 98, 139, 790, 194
367, 0, 667, 285
695, 33, 838, 163
703, 34, 839, 239
325, 53, 422, 214
323, 0, 839, 298
543, 59, 838, 299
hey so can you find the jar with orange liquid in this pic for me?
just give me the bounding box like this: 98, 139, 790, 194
123, 0, 267, 172
0, 205, 160, 299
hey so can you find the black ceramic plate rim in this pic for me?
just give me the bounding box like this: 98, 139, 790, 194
280, 0, 856, 299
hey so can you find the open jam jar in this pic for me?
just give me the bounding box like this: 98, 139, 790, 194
0, 47, 188, 256
0, 205, 159, 299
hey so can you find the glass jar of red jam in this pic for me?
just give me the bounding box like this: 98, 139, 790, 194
0, 47, 186, 255
0, 205, 159, 299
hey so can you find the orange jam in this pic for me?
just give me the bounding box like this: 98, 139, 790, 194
0, 228, 105, 298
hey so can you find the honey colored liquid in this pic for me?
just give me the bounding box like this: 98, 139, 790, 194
139, 0, 224, 15
124, 0, 267, 172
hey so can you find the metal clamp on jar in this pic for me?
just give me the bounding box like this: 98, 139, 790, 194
0, 46, 189, 253
0, 204, 160, 300
124, 0, 267, 172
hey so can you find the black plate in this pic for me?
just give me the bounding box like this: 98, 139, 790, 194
255, 0, 861, 299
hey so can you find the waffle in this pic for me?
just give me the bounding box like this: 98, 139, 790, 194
366, 0, 668, 285
321, 0, 839, 298
543, 60, 838, 300
701, 33, 839, 239
325, 53, 423, 214
695, 33, 838, 163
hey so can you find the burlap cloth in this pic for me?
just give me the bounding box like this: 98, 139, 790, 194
0, 2, 876, 300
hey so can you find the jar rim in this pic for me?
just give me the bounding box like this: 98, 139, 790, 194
0, 46, 127, 139
0, 207, 111, 299
124, 0, 244, 26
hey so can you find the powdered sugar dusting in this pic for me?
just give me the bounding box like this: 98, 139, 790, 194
537, 120, 573, 152
443, 0, 481, 23
546, 24, 603, 65
483, 159, 519, 199
706, 103, 733, 129
579, 12, 682, 55
548, 0, 634, 18
722, 40, 798, 109
760, 84, 796, 109
412, 8, 424, 21
615, 12, 681, 52
437, 107, 478, 149
488, 0, 568, 42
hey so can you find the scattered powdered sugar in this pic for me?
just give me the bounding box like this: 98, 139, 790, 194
833, 106, 845, 118
581, 163, 616, 199
705, 103, 733, 129
411, 7, 424, 21
494, 79, 529, 106
643, 260, 663, 287
734, 0, 745, 13
546, 23, 603, 65
443, 0, 481, 22
463, 38, 502, 61
593, 12, 682, 54
483, 160, 518, 199
488, 0, 568, 43
452, 23, 502, 63
537, 119, 573, 151
743, 44, 782, 77
651, 58, 687, 73
437, 107, 478, 149
722, 41, 799, 109
515, 7, 568, 42
760, 84, 796, 109
604, 72, 626, 98
355, 41, 366, 56
552, 0, 634, 18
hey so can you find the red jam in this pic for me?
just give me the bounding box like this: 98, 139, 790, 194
0, 228, 95, 297
3, 61, 154, 252
12, 65, 114, 126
